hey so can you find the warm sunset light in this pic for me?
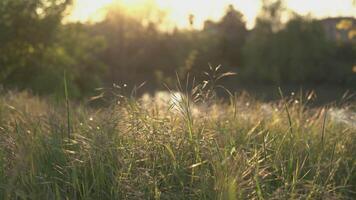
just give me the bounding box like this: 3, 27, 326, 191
2, 0, 356, 198
68, 0, 356, 29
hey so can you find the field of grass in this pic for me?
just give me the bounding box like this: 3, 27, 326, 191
0, 86, 355, 199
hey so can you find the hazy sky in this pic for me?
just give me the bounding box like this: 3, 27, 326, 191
68, 0, 356, 29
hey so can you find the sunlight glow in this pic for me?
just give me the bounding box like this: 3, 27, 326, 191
67, 0, 113, 22
67, 0, 356, 29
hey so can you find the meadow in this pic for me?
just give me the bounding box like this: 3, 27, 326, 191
1, 1, 355, 199
0, 78, 355, 199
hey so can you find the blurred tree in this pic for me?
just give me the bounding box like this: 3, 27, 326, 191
200, 5, 247, 71
53, 23, 108, 97
217, 5, 247, 69
242, 15, 353, 85
242, 1, 338, 85
258, 0, 286, 32
0, 0, 108, 97
241, 0, 281, 83
0, 0, 354, 97
0, 0, 71, 82
242, 20, 279, 83
188, 4, 247, 86
91, 5, 193, 89
278, 17, 334, 83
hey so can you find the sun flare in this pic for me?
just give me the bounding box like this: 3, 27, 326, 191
68, 0, 356, 29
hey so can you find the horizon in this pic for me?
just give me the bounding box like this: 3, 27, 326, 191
67, 0, 356, 29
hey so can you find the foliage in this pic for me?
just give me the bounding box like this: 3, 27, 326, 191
0, 0, 106, 98
242, 1, 355, 86
243, 16, 336, 84
0, 0, 70, 86
0, 1, 355, 97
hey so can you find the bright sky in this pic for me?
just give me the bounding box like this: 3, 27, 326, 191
67, 0, 356, 29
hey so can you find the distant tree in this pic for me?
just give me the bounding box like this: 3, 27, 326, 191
53, 23, 108, 97
278, 17, 334, 83
89, 5, 195, 89
0, 0, 71, 92
0, 0, 109, 97
258, 0, 286, 32
243, 15, 337, 84
242, 22, 279, 83
194, 4, 247, 80
216, 5, 247, 69
1, 0, 354, 97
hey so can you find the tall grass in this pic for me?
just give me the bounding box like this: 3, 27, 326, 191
0, 77, 355, 199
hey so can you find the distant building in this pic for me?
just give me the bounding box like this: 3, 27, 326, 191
319, 17, 356, 42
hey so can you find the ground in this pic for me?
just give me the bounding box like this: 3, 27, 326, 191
0, 90, 355, 199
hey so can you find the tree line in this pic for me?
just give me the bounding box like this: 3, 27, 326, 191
0, 0, 355, 98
